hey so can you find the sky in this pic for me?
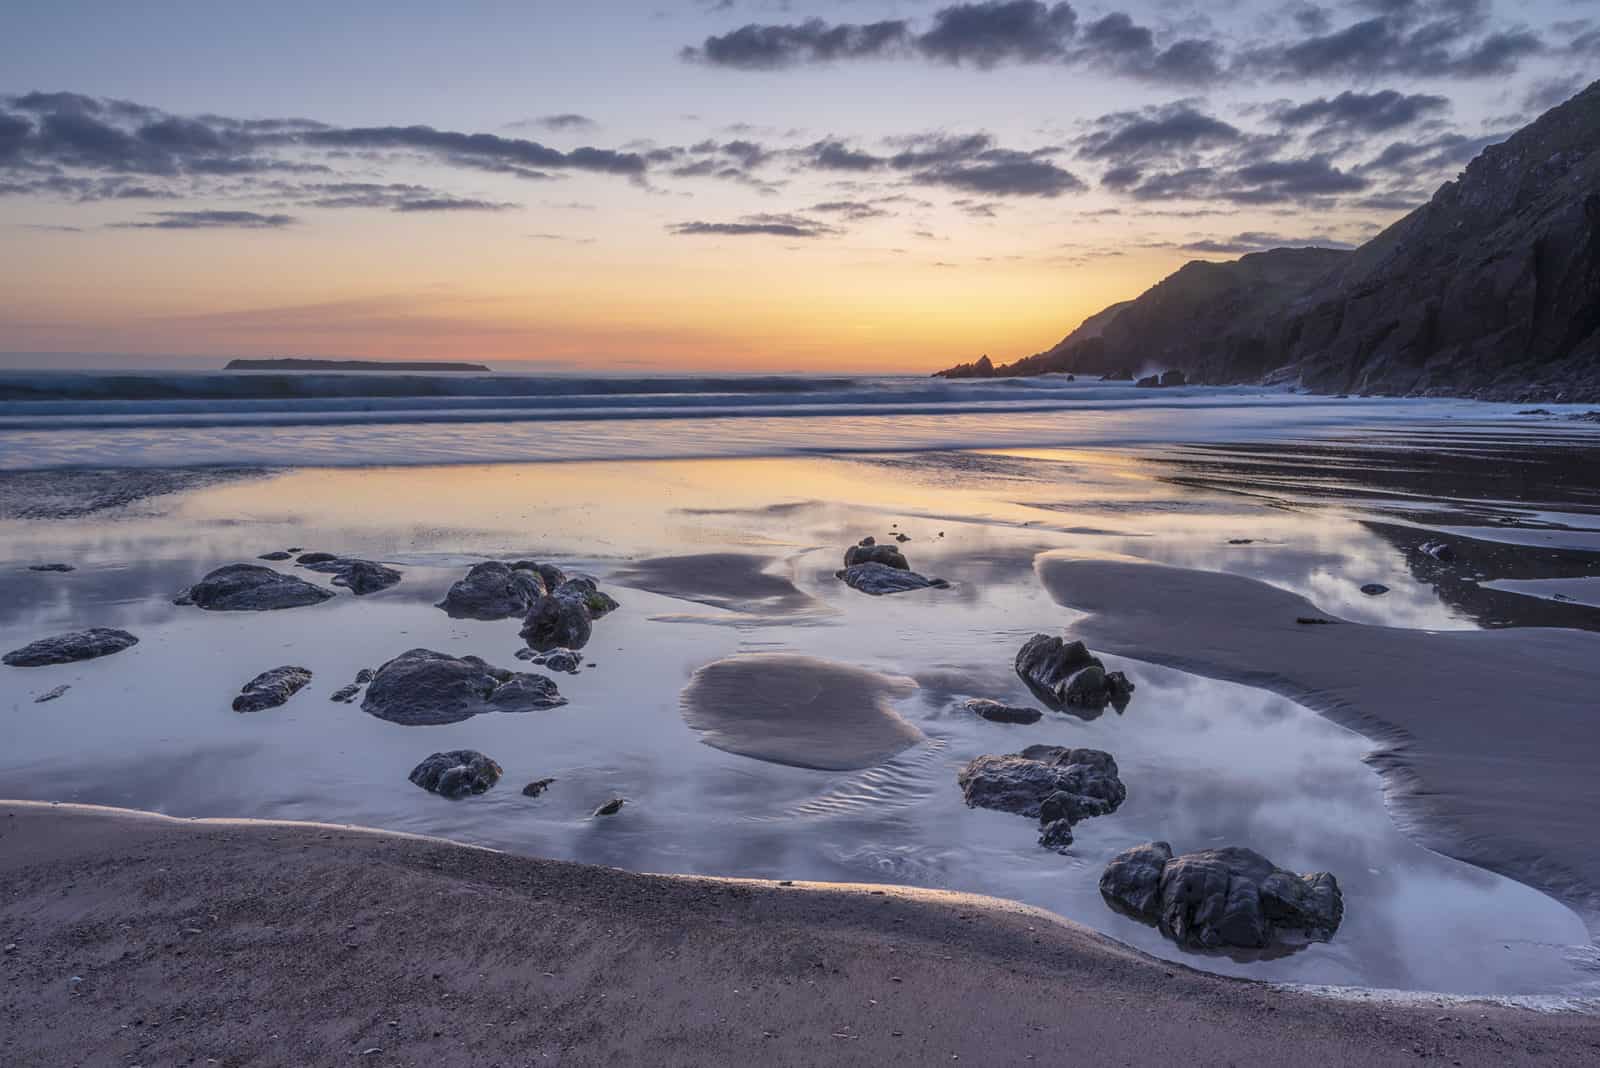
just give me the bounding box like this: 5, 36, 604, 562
1, 0, 1594, 372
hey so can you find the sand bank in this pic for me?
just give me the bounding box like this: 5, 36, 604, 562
4, 802, 1598, 1067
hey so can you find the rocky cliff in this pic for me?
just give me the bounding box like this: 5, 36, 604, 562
939, 80, 1600, 401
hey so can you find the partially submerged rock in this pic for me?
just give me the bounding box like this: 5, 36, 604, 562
957, 745, 1126, 852
300, 557, 402, 595
836, 562, 950, 595
4, 627, 139, 667
843, 539, 910, 570
34, 684, 70, 703
1100, 842, 1344, 951
515, 647, 582, 673
329, 668, 373, 704
295, 551, 339, 565
593, 798, 625, 817
438, 561, 547, 620
257, 551, 293, 561
522, 778, 556, 797
232, 666, 313, 713
520, 576, 619, 652
1015, 635, 1133, 715
960, 698, 1042, 725
1360, 583, 1390, 596
175, 564, 334, 611
1420, 541, 1456, 562
409, 750, 502, 799
362, 648, 566, 726
27, 563, 74, 572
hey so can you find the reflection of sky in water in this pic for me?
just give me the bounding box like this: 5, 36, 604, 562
1, 452, 1594, 997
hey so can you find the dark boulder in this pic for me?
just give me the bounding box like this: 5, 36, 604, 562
1100, 842, 1344, 950
300, 557, 402, 595
835, 562, 950, 596
509, 561, 568, 591
438, 561, 547, 620
520, 577, 619, 651
27, 563, 74, 572
329, 683, 362, 703
232, 666, 313, 713
843, 540, 910, 570
175, 564, 334, 611
295, 551, 338, 565
515, 647, 582, 673
1015, 634, 1134, 714
960, 698, 1042, 725
409, 750, 502, 799
1360, 583, 1390, 596
593, 798, 625, 816
4, 627, 139, 667
257, 551, 293, 561
1135, 374, 1160, 388
1160, 369, 1187, 387
958, 745, 1126, 853
522, 778, 556, 797
362, 648, 566, 726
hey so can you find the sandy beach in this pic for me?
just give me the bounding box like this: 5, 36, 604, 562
5, 801, 1599, 1068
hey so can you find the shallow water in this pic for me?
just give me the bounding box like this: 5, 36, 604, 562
3, 447, 1598, 998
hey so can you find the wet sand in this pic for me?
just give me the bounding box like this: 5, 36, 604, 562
1037, 555, 1600, 928
609, 552, 821, 615
5, 801, 1598, 1068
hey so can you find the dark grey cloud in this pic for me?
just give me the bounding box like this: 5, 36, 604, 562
802, 139, 886, 171
1176, 230, 1356, 254
669, 212, 837, 238
916, 2, 1079, 67
1078, 106, 1242, 162
1075, 14, 1225, 83
911, 152, 1086, 196
1114, 155, 1368, 204
112, 210, 295, 230
1275, 89, 1450, 133
300, 126, 646, 177
792, 132, 1085, 197
681, 17, 911, 69
391, 196, 515, 212
1246, 2, 1544, 80
530, 113, 598, 131
808, 199, 893, 220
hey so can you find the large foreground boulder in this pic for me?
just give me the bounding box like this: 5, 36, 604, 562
1100, 842, 1344, 950
409, 750, 502, 799
438, 561, 547, 620
175, 564, 334, 611
362, 648, 566, 726
300, 557, 402, 595
1015, 634, 1133, 715
520, 576, 619, 651
957, 745, 1126, 852
232, 666, 313, 712
3, 627, 138, 667
843, 538, 910, 570
836, 562, 950, 595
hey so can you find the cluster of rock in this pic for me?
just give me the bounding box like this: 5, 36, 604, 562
3, 627, 139, 667
1100, 842, 1344, 950
175, 564, 333, 611
361, 648, 566, 726
437, 560, 619, 652
232, 666, 313, 712
835, 537, 949, 596
958, 745, 1127, 852
514, 647, 583, 673
1015, 634, 1134, 715
298, 555, 402, 595
329, 667, 375, 703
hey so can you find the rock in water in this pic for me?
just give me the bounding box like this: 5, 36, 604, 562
295, 551, 339, 565
438, 561, 548, 620
409, 750, 502, 799
835, 562, 950, 596
175, 564, 335, 611
27, 563, 74, 572
34, 684, 70, 703
1420, 541, 1456, 562
1100, 842, 1344, 950
1360, 583, 1390, 596
3, 628, 139, 667
299, 557, 402, 595
960, 698, 1042, 724
232, 666, 313, 712
329, 683, 362, 703
1015, 634, 1134, 715
257, 551, 293, 561
362, 648, 566, 726
593, 798, 625, 816
515, 647, 582, 672
842, 539, 910, 570
522, 778, 556, 797
957, 745, 1126, 853
519, 577, 619, 651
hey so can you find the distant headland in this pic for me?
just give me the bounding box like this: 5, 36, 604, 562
224, 358, 491, 372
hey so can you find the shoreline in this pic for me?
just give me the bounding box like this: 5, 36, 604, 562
5, 801, 1599, 1067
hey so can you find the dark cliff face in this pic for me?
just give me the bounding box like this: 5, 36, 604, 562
937, 80, 1600, 400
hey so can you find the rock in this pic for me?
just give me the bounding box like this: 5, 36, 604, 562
515, 647, 581, 673
835, 562, 950, 596
1099, 842, 1344, 950
893, 532, 910, 543
593, 798, 625, 816
232, 666, 313, 712
3, 628, 139, 667
519, 578, 618, 651
521, 778, 555, 797
329, 683, 362, 703
295, 551, 339, 565
257, 551, 293, 561
354, 668, 374, 684
1296, 616, 1336, 625
509, 561, 568, 590
361, 648, 566, 726
1136, 374, 1160, 388
437, 561, 547, 620
842, 540, 910, 570
34, 684, 70, 703
1160, 369, 1187, 387
27, 563, 74, 572
174, 564, 335, 611
1014, 634, 1133, 713
408, 750, 502, 799
1227, 538, 1254, 545
960, 698, 1042, 725
957, 745, 1126, 853
300, 557, 401, 595
1420, 541, 1456, 562
1360, 583, 1390, 595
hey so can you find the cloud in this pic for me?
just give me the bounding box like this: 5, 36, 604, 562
112, 210, 295, 230
1078, 105, 1242, 162
916, 2, 1079, 68
300, 125, 646, 177
391, 197, 515, 212
910, 153, 1086, 196
1245, 3, 1544, 80
1176, 230, 1356, 254
808, 199, 894, 220
681, 17, 911, 69
668, 212, 837, 237
526, 113, 598, 131
1274, 89, 1450, 133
